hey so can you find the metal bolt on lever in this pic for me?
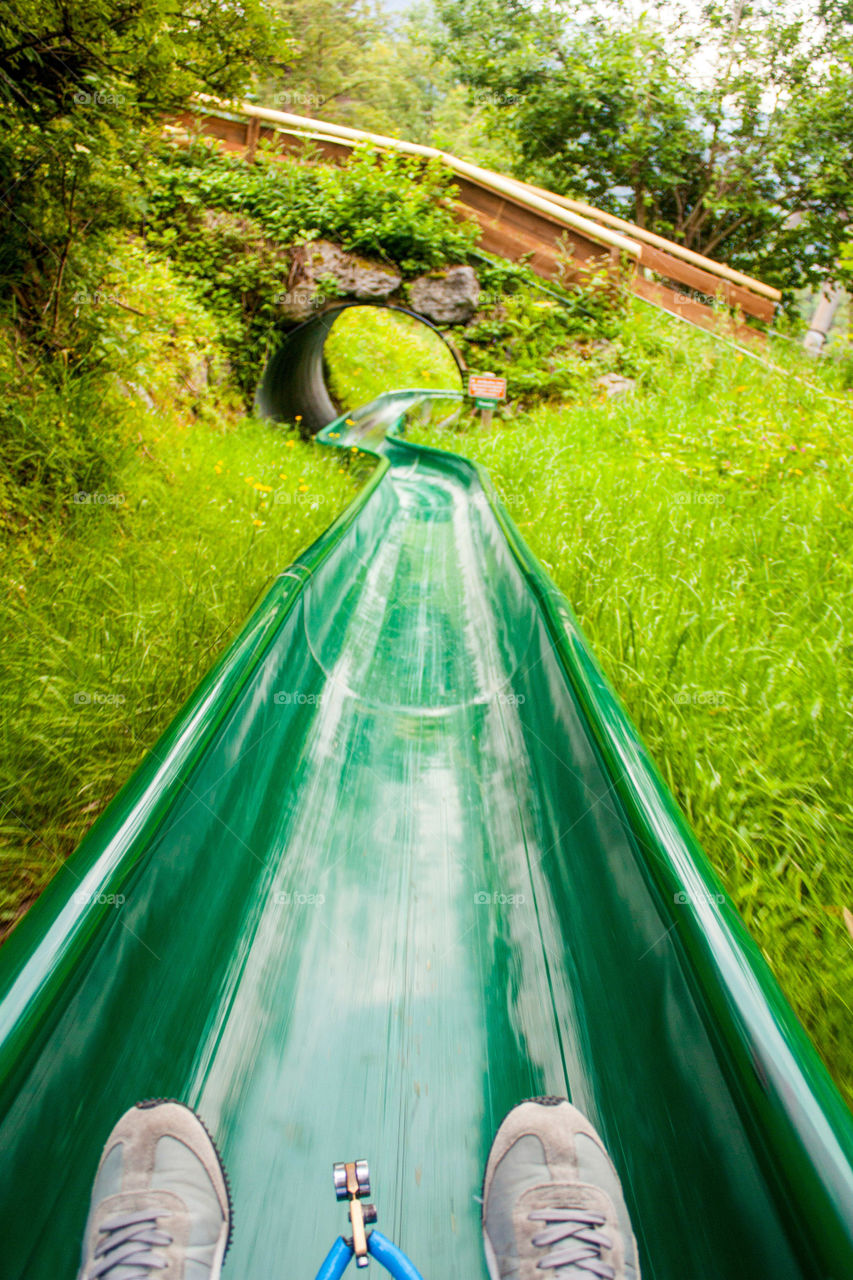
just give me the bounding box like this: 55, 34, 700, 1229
332, 1160, 377, 1268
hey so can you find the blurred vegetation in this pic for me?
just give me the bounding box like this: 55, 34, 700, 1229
402, 300, 853, 1105
435, 0, 853, 293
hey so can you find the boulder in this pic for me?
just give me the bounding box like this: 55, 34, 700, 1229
597, 373, 637, 399
279, 240, 402, 321
408, 266, 480, 324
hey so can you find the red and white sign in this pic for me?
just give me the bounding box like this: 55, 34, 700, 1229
468, 374, 507, 400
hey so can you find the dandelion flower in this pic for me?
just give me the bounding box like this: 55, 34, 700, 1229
253, 518, 263, 528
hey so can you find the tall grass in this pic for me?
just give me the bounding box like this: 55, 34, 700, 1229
0, 408, 366, 936
413, 303, 853, 1104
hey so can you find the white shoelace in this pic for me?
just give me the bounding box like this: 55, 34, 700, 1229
528, 1207, 615, 1277
87, 1208, 172, 1278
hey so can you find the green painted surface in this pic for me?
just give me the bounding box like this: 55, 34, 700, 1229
1, 391, 852, 1278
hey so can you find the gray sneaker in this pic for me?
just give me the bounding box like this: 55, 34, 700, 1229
482, 1097, 640, 1280
76, 1099, 232, 1280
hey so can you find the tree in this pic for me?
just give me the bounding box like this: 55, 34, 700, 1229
435, 0, 853, 289
259, 0, 384, 121
0, 0, 283, 342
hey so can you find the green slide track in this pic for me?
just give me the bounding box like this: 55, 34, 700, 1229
1, 390, 852, 1278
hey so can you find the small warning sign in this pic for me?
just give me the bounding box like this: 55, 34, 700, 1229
468, 374, 507, 401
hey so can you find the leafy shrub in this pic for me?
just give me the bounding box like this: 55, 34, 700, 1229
451, 257, 628, 404
0, 240, 235, 538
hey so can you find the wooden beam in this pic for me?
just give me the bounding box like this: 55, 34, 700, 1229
639, 245, 775, 323
633, 276, 764, 343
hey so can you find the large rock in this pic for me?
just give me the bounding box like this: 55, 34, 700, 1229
597, 372, 637, 399
408, 266, 480, 324
279, 240, 402, 321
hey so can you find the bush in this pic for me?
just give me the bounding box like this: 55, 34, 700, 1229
0, 239, 236, 539
450, 256, 628, 405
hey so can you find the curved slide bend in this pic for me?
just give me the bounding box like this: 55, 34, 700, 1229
1, 391, 852, 1279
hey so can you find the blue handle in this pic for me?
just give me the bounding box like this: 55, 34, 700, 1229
314, 1235, 354, 1280
313, 1231, 425, 1280
368, 1229, 425, 1279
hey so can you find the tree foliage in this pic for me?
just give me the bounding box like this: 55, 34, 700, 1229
435, 0, 853, 288
0, 0, 283, 345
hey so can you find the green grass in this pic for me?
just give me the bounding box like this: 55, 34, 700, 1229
406, 302, 853, 1105
323, 306, 462, 410
0, 405, 368, 937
